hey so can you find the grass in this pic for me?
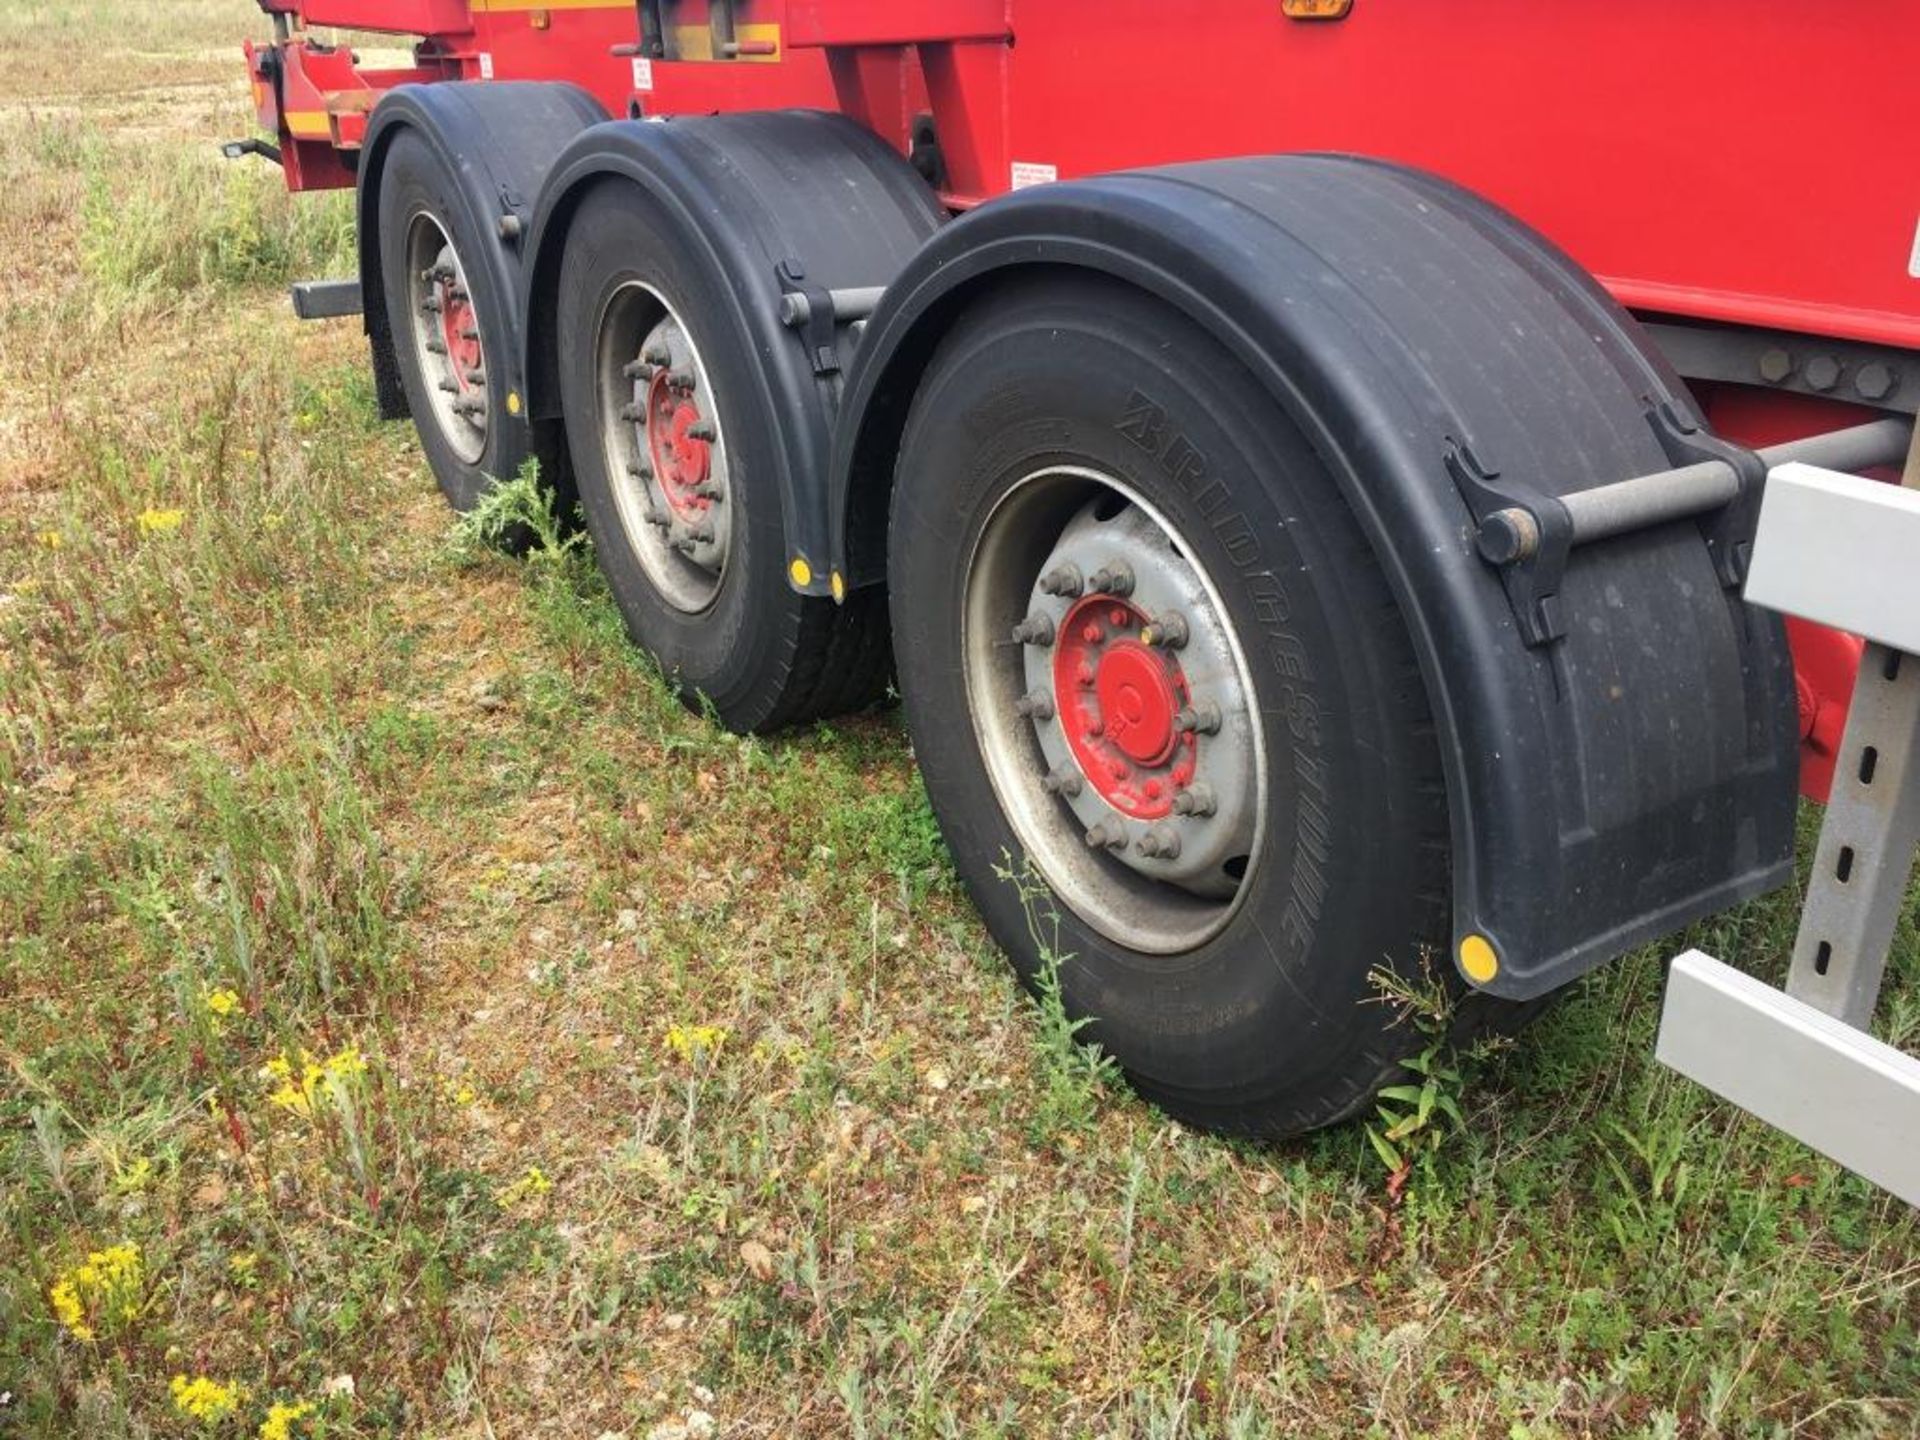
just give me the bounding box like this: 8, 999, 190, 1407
1, 6, 1917, 1436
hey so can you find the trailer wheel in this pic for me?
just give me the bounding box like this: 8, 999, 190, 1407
377, 128, 537, 512
553, 181, 888, 732
891, 273, 1470, 1138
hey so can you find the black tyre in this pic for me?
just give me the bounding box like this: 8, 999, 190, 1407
891, 273, 1476, 1138
554, 180, 888, 732
378, 127, 542, 512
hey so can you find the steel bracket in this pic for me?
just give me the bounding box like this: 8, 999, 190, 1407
776, 258, 842, 378
1445, 435, 1572, 646
1644, 399, 1767, 589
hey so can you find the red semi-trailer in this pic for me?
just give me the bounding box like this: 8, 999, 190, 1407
237, 0, 1920, 1197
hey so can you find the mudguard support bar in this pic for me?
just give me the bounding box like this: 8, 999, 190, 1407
1478, 418, 1913, 563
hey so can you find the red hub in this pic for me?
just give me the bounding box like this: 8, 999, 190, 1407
643, 368, 714, 523
439, 280, 483, 394
1052, 594, 1196, 819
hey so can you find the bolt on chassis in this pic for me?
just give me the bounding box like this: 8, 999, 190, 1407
237, 0, 1920, 1196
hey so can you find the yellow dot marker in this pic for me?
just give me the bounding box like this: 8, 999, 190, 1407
505, 390, 522, 416
1458, 933, 1499, 985
830, 570, 846, 603
789, 557, 813, 589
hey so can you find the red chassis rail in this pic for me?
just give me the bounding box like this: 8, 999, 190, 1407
246, 0, 1920, 796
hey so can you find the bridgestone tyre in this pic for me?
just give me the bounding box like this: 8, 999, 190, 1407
890, 273, 1501, 1139
377, 128, 541, 514
555, 181, 888, 732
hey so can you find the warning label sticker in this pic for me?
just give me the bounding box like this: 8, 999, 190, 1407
478, 52, 494, 80
632, 57, 655, 93
1010, 162, 1058, 191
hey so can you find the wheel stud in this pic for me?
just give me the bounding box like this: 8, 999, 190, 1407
1173, 699, 1222, 735
622, 360, 654, 381
687, 420, 717, 443
643, 345, 672, 367
1086, 561, 1135, 597
692, 484, 724, 502
1171, 783, 1218, 817
420, 296, 442, 315
1081, 622, 1104, 644
668, 369, 695, 393
438, 378, 460, 395
1038, 564, 1083, 598
691, 524, 717, 545
464, 367, 486, 386
424, 338, 447, 355
1106, 756, 1129, 780
1041, 765, 1082, 798
1084, 822, 1129, 852
1077, 662, 1096, 686
1136, 826, 1182, 860
1142, 612, 1190, 649
1010, 613, 1055, 647
628, 461, 654, 480
1084, 713, 1106, 737
1014, 689, 1056, 721
620, 402, 645, 423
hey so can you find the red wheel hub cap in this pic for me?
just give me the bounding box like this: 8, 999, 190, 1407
440, 284, 482, 391
1052, 595, 1195, 819
643, 369, 713, 523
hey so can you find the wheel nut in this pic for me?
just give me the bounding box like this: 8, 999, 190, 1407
1174, 700, 1222, 735
691, 525, 717, 545
1038, 565, 1083, 598
623, 360, 654, 381
1014, 689, 1056, 721
620, 402, 645, 423
693, 484, 724, 502
1142, 612, 1190, 649
1171, 783, 1217, 817
1087, 561, 1135, 597
1136, 826, 1182, 860
1010, 613, 1056, 647
644, 345, 672, 367
668, 369, 695, 393
1085, 822, 1129, 851
687, 420, 717, 442
628, 461, 654, 480
1041, 765, 1083, 798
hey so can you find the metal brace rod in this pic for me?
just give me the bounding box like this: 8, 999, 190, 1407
777, 285, 887, 329
1481, 417, 1913, 560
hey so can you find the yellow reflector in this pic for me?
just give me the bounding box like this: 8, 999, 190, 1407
505, 390, 522, 416
830, 570, 846, 603
789, 557, 813, 588
1458, 933, 1500, 985
1282, 0, 1352, 17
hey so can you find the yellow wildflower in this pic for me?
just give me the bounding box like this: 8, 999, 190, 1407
263, 1045, 368, 1116
48, 1241, 145, 1341
35, 529, 62, 550
136, 507, 185, 536
171, 1374, 241, 1423
206, 987, 241, 1020
495, 1164, 553, 1209
228, 1250, 259, 1278
664, 1023, 728, 1063
258, 1398, 314, 1440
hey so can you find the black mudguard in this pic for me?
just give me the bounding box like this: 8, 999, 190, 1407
830, 156, 1799, 1000
358, 82, 608, 422
518, 112, 943, 586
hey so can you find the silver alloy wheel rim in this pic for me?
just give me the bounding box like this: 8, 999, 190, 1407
593, 282, 735, 614
403, 212, 487, 465
963, 467, 1266, 954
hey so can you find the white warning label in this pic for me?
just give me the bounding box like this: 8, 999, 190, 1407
632, 57, 655, 92
477, 52, 494, 80
1010, 161, 1058, 191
